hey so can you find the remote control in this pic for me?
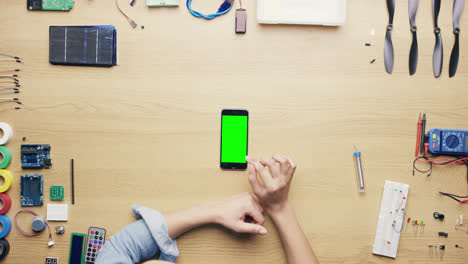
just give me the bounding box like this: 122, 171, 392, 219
84, 227, 106, 264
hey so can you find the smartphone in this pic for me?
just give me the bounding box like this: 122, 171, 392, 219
220, 109, 249, 170
69, 233, 86, 264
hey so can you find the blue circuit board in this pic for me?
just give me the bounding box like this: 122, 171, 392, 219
21, 174, 44, 207
21, 144, 52, 169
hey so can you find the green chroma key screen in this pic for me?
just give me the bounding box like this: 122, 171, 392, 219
221, 115, 248, 163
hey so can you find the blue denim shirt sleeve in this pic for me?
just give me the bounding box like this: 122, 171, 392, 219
95, 205, 179, 264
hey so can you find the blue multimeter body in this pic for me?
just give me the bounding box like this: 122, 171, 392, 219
428, 128, 468, 155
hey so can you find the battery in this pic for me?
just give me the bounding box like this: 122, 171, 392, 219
235, 8, 247, 33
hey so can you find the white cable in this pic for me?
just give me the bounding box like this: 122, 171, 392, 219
0, 123, 13, 145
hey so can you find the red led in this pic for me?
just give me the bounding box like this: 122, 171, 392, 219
407, 217, 411, 223
387, 241, 391, 244
403, 197, 406, 200
415, 220, 418, 225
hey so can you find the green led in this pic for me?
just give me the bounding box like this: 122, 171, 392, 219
412, 220, 415, 225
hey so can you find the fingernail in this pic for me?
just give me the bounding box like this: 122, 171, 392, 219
246, 156, 251, 162
259, 228, 267, 235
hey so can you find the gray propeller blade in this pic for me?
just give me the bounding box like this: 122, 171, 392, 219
433, 0, 443, 78
409, 0, 418, 75
449, 0, 464, 78
384, 0, 395, 74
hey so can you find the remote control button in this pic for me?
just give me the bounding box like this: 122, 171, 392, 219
94, 240, 98, 244
99, 236, 103, 240
98, 245, 102, 249
88, 248, 91, 252
87, 257, 90, 261
93, 249, 96, 252
91, 258, 95, 261
93, 245, 97, 248
90, 235, 94, 239
91, 230, 94, 234
92, 253, 95, 257
87, 253, 90, 256
99, 241, 102, 245
100, 232, 103, 236
89, 244, 92, 247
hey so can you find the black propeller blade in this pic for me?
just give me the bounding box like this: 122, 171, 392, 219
433, 0, 443, 78
409, 0, 418, 75
384, 0, 395, 74
449, 0, 464, 78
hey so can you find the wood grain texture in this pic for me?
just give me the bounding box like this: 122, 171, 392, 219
0, 0, 468, 263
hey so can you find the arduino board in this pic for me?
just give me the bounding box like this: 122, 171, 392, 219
27, 0, 74, 11
21, 174, 44, 207
21, 144, 52, 169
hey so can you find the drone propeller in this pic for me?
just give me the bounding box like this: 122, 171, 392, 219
409, 0, 418, 75
449, 0, 464, 78
384, 0, 395, 74
432, 0, 443, 78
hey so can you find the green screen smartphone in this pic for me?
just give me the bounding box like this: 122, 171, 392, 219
220, 109, 249, 170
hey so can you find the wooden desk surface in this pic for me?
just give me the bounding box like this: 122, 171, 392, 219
1, 0, 468, 263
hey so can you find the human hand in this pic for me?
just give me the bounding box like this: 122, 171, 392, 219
212, 192, 267, 235
246, 155, 296, 215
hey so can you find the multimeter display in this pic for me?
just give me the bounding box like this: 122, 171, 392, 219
428, 129, 468, 155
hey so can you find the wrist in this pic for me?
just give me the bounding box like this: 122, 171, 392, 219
198, 201, 223, 225
267, 201, 294, 221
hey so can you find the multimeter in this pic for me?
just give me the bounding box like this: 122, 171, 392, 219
428, 129, 468, 155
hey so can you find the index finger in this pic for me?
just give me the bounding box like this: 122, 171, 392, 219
246, 156, 274, 186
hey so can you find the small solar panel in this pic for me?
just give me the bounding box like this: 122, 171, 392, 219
49, 26, 117, 67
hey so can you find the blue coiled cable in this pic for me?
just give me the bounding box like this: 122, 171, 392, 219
186, 0, 233, 20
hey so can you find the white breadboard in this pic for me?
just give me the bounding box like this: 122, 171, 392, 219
257, 0, 347, 26
372, 180, 409, 259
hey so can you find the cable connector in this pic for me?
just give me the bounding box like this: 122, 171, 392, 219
48, 240, 55, 247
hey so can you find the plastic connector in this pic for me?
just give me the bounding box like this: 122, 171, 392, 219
130, 20, 137, 28
48, 240, 55, 247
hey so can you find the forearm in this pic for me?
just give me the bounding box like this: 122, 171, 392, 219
269, 202, 319, 264
164, 201, 219, 239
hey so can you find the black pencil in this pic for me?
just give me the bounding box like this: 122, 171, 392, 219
71, 159, 75, 205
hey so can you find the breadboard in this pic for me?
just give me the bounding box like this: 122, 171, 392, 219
372, 180, 409, 259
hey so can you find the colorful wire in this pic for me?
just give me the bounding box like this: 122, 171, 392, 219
0, 53, 20, 59
14, 210, 53, 245
439, 192, 468, 204
116, 0, 137, 28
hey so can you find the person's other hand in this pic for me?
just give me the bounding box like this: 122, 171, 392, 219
246, 155, 296, 214
212, 192, 267, 235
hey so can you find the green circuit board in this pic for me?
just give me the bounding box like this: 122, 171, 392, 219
42, 0, 74, 11
50, 185, 64, 200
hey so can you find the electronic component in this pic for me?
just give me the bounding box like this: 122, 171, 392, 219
47, 204, 68, 221
146, 0, 178, 6
56, 226, 65, 234
46, 257, 58, 264
428, 128, 468, 155
32, 215, 46, 232
438, 232, 448, 237
28, 0, 74, 11
456, 244, 464, 249
353, 146, 365, 192
434, 212, 445, 221
84, 227, 107, 263
20, 174, 44, 207
49, 26, 117, 67
50, 185, 64, 201
21, 144, 52, 169
235, 8, 247, 33
116, 0, 137, 28
372, 181, 409, 259
69, 233, 86, 264
71, 159, 75, 205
